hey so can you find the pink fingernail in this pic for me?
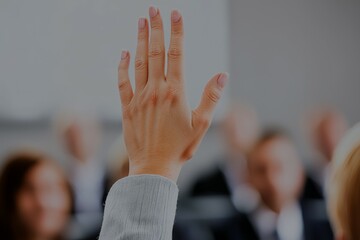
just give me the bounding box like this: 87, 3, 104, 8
121, 50, 128, 60
171, 10, 181, 23
149, 6, 158, 18
217, 73, 228, 88
138, 18, 146, 29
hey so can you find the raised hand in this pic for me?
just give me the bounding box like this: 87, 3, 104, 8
118, 6, 228, 181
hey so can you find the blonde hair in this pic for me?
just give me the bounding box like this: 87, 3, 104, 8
329, 122, 360, 240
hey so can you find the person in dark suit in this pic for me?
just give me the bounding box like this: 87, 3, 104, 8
213, 202, 333, 240
190, 104, 260, 211
191, 161, 231, 196
212, 130, 333, 240
300, 173, 324, 201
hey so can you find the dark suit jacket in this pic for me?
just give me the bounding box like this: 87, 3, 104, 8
212, 200, 333, 240
190, 165, 323, 200
300, 175, 324, 201
190, 166, 231, 197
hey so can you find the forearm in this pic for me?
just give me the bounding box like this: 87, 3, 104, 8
99, 175, 179, 240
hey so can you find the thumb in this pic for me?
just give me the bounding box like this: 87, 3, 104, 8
192, 72, 228, 129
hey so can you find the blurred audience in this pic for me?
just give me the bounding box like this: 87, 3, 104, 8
309, 109, 348, 195
190, 104, 260, 212
212, 129, 333, 240
0, 150, 73, 240
55, 113, 107, 239
56, 113, 107, 216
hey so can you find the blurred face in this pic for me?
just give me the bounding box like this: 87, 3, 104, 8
317, 116, 347, 162
15, 163, 71, 239
63, 121, 100, 161
248, 137, 304, 213
223, 108, 259, 155
64, 123, 85, 160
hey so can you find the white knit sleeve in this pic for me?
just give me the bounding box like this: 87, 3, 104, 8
99, 174, 179, 240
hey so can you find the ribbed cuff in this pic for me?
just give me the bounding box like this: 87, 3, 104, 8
99, 175, 179, 240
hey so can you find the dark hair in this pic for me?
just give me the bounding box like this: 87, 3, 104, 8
255, 127, 291, 147
0, 150, 73, 240
246, 127, 292, 159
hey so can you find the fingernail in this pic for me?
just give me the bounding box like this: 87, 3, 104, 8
149, 6, 158, 18
171, 10, 181, 23
138, 18, 146, 29
121, 50, 128, 60
217, 72, 228, 88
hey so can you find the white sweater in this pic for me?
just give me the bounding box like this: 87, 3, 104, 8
99, 175, 179, 240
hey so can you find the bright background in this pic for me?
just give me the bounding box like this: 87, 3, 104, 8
0, 0, 360, 190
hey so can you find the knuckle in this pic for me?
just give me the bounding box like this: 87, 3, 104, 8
149, 45, 164, 59
118, 80, 129, 91
164, 87, 178, 102
142, 89, 159, 106
171, 28, 184, 38
205, 89, 220, 103
150, 89, 159, 105
135, 58, 146, 71
151, 20, 162, 30
167, 46, 182, 60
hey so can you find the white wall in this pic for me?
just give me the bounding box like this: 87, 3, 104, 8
0, 0, 230, 193
1, 1, 360, 191
0, 0, 229, 121
228, 0, 360, 155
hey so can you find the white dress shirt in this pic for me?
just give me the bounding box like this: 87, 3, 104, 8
251, 203, 304, 240
222, 161, 260, 213
69, 157, 106, 214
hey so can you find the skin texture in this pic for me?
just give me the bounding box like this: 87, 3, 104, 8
118, 7, 228, 181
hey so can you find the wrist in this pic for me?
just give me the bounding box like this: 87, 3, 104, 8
128, 163, 182, 182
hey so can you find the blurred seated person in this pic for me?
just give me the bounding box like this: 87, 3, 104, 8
174, 196, 239, 240
213, 130, 333, 240
55, 112, 108, 239
328, 122, 360, 240
309, 109, 348, 195
190, 104, 260, 211
56, 112, 107, 216
0, 150, 73, 240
